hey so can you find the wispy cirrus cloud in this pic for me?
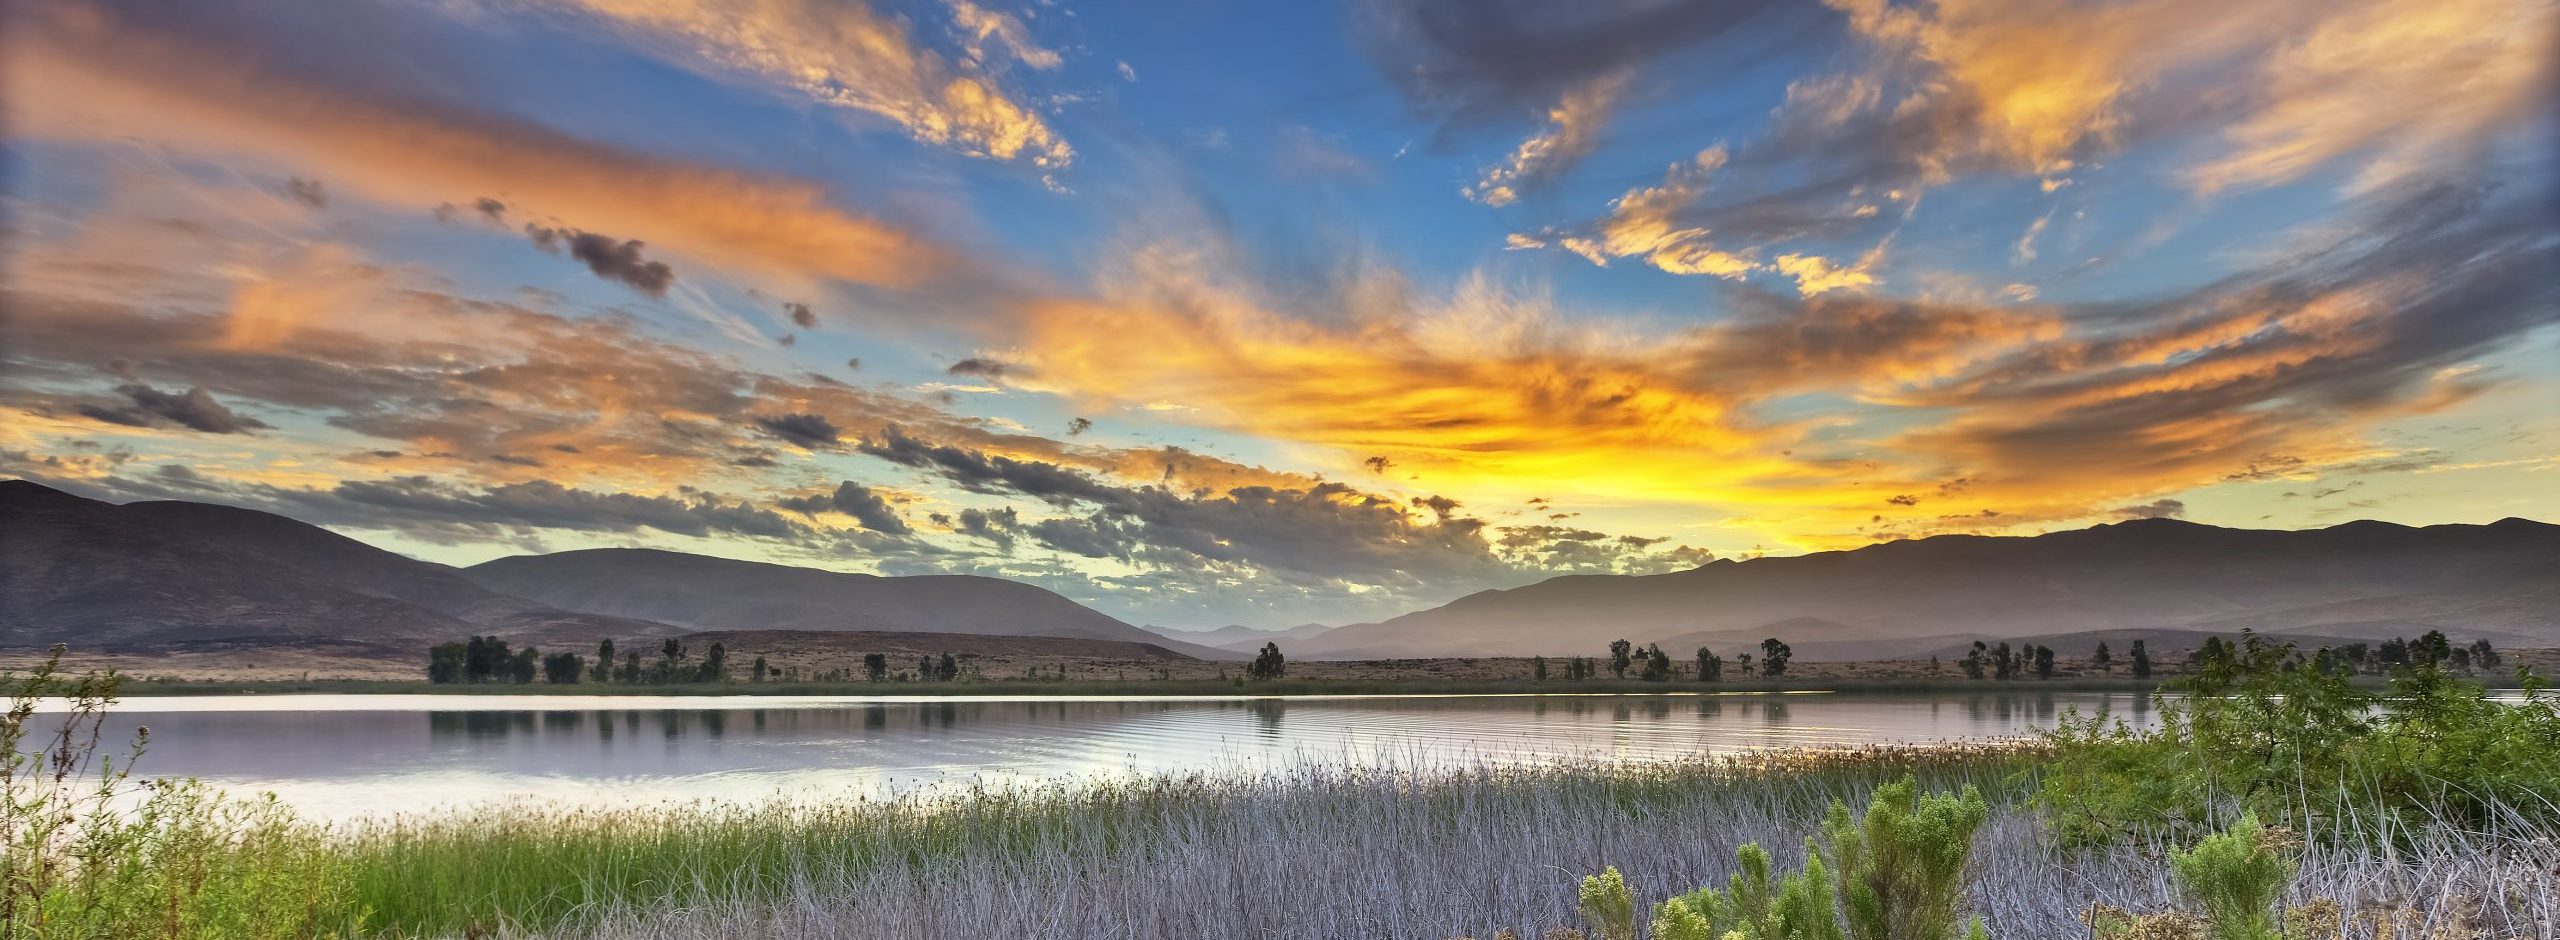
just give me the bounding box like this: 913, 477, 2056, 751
1465, 71, 1629, 206
557, 0, 1073, 169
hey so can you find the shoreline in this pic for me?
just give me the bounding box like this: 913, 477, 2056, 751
102, 675, 2177, 698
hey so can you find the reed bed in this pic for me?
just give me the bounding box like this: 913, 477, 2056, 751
291, 744, 2555, 940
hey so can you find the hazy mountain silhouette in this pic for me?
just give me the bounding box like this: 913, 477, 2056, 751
463, 549, 1241, 658
0, 479, 663, 647
0, 480, 1230, 658
1141, 622, 1337, 653
1299, 517, 2560, 659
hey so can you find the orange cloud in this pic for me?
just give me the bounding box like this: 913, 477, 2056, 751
5, 3, 943, 289
1467, 70, 1630, 206
563, 0, 1072, 168
2190, 0, 2554, 193
1003, 247, 2055, 517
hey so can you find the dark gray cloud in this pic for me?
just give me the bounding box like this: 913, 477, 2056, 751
955, 506, 1020, 552
824, 480, 910, 535
1066, 416, 1092, 436
785, 302, 818, 329
284, 176, 326, 207
2111, 499, 2186, 520
1357, 0, 1809, 129
523, 224, 675, 297
76, 384, 268, 434
475, 197, 508, 222
946, 358, 1010, 380
754, 412, 841, 449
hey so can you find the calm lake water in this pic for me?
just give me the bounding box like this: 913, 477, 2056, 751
63, 691, 2152, 821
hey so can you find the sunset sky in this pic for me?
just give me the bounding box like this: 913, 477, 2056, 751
3, 0, 2554, 628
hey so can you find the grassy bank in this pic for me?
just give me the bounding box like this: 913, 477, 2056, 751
109, 675, 2172, 697
11, 643, 2560, 940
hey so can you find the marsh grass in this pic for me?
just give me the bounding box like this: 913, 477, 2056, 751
341, 745, 2031, 937
489, 754, 2556, 940
11, 646, 2557, 940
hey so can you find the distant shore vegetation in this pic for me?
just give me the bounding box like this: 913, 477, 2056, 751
6, 630, 2557, 939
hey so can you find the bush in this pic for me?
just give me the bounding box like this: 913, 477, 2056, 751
1822, 776, 1987, 940
1, 648, 355, 940
2031, 631, 2560, 844
1578, 866, 1637, 940
1640, 777, 1989, 940
2167, 816, 2296, 940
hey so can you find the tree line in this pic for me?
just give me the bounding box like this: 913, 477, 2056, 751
423, 637, 999, 685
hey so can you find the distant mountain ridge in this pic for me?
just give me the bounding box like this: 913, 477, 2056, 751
465, 548, 1238, 657
1300, 517, 2560, 659
0, 480, 1228, 659
1140, 621, 1336, 653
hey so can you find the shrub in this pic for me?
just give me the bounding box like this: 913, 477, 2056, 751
1648, 778, 1988, 940
1578, 866, 1636, 940
1822, 777, 1987, 940
1, 648, 354, 940
2034, 630, 2560, 844
2168, 816, 2296, 940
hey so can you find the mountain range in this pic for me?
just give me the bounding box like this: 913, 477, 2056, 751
0, 480, 1232, 658
1138, 622, 1336, 653
4, 478, 2550, 661
1299, 516, 2560, 659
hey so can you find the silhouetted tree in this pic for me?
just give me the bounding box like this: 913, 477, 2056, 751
2413, 630, 2453, 669
1962, 642, 1987, 680
1759, 638, 1791, 678
618, 651, 642, 683
863, 653, 888, 682
2130, 639, 2152, 679
1532, 656, 1549, 681
1248, 642, 1287, 679
427, 642, 468, 684
2377, 637, 2409, 669
507, 646, 539, 684
592, 639, 615, 683
1696, 647, 1722, 683
938, 652, 958, 682
699, 642, 728, 683
918, 655, 935, 682
2339, 642, 2371, 674
1736, 653, 1753, 676
1608, 639, 1634, 679
543, 652, 583, 684
1640, 643, 1671, 681
2033, 645, 2055, 680
659, 638, 687, 683
1991, 641, 2016, 680
2194, 636, 2232, 672
2091, 642, 2113, 675
2470, 639, 2501, 673
750, 655, 767, 683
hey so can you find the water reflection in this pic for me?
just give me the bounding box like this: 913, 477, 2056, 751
79, 692, 2152, 822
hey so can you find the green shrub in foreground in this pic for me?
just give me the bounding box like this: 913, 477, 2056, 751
1596, 776, 1991, 940
2167, 816, 2295, 940
2035, 631, 2560, 845
1, 649, 358, 940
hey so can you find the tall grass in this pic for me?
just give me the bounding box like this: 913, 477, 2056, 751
342, 746, 2029, 937
467, 754, 2554, 940
11, 646, 2557, 940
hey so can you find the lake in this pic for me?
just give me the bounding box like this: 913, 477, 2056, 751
64, 691, 2152, 822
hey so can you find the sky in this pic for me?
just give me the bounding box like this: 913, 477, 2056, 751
2, 0, 2555, 629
